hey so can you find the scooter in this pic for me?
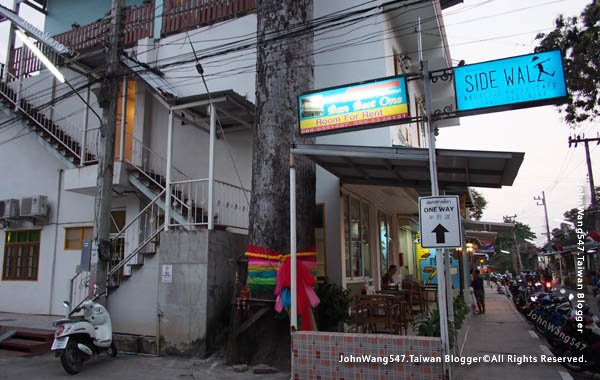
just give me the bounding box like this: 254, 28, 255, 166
51, 287, 117, 374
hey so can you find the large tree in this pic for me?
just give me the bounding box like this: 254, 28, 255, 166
230, 0, 315, 367
249, 0, 315, 255
535, 1, 600, 124
469, 189, 487, 221
551, 188, 599, 246
493, 218, 537, 273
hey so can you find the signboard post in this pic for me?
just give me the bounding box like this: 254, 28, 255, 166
298, 76, 410, 136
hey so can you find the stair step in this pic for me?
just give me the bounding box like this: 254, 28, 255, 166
127, 263, 143, 268
0, 338, 50, 353
10, 327, 54, 340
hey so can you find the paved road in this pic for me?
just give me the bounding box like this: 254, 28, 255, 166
0, 352, 290, 380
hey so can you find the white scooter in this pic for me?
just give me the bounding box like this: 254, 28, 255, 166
51, 287, 117, 374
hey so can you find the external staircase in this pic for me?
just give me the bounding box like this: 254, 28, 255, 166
0, 67, 198, 295
0, 66, 249, 303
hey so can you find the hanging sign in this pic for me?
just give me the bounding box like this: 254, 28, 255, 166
298, 76, 410, 136
453, 50, 567, 115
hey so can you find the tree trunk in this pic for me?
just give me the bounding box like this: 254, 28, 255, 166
249, 0, 315, 254
226, 0, 315, 367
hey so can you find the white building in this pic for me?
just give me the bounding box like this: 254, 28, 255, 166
0, 0, 522, 353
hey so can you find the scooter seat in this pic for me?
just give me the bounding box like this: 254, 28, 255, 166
52, 316, 86, 327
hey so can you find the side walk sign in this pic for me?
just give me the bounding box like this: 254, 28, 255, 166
453, 50, 567, 115
419, 196, 462, 248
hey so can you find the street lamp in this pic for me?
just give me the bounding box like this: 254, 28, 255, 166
500, 250, 511, 255
14, 29, 64, 83
525, 238, 538, 245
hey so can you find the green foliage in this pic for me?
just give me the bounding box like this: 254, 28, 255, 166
314, 281, 352, 332
535, 1, 600, 124
550, 186, 599, 248
493, 219, 537, 273
453, 295, 469, 331
469, 189, 487, 221
414, 296, 470, 349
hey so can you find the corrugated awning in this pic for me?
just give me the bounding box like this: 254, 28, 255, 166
292, 143, 524, 194
123, 55, 255, 132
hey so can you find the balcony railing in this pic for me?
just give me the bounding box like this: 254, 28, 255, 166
10, 0, 257, 78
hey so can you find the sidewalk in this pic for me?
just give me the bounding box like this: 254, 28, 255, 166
454, 287, 572, 380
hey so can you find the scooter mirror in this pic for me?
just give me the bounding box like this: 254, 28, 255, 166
568, 293, 575, 301
63, 301, 70, 308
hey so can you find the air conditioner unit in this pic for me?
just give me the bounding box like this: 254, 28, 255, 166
0, 199, 19, 219
21, 195, 48, 217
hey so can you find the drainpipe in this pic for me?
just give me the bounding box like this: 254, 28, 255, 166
48, 169, 63, 314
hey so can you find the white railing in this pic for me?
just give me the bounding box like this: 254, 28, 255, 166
169, 179, 250, 229
123, 132, 191, 185
108, 189, 166, 287
81, 127, 101, 165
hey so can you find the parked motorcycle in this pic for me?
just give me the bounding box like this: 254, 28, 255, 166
51, 288, 117, 374
553, 313, 600, 373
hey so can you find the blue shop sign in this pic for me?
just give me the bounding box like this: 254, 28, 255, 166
454, 50, 567, 113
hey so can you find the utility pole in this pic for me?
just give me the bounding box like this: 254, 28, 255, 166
534, 192, 552, 252
568, 135, 600, 232
504, 215, 523, 274
534, 191, 562, 283
91, 0, 124, 299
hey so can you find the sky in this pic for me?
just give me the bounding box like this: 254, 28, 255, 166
0, 0, 596, 246
438, 0, 598, 245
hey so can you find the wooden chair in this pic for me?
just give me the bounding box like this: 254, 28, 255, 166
403, 280, 428, 316
359, 295, 397, 334
349, 296, 369, 333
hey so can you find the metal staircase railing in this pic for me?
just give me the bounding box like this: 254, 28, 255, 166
108, 189, 165, 288
123, 131, 197, 222
0, 64, 97, 165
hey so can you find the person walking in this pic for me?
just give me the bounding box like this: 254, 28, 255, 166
472, 270, 485, 314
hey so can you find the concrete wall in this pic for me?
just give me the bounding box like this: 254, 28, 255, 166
147, 95, 253, 189
158, 229, 245, 355
0, 115, 95, 315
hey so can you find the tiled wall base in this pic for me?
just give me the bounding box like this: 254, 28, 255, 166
292, 331, 443, 380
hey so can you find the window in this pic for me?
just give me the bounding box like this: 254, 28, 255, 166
343, 195, 371, 278
379, 212, 393, 276
64, 227, 93, 250
109, 210, 127, 274
2, 230, 41, 281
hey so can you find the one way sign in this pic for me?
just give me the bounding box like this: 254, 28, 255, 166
418, 196, 462, 248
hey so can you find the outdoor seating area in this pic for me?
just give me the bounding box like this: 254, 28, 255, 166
347, 280, 438, 336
